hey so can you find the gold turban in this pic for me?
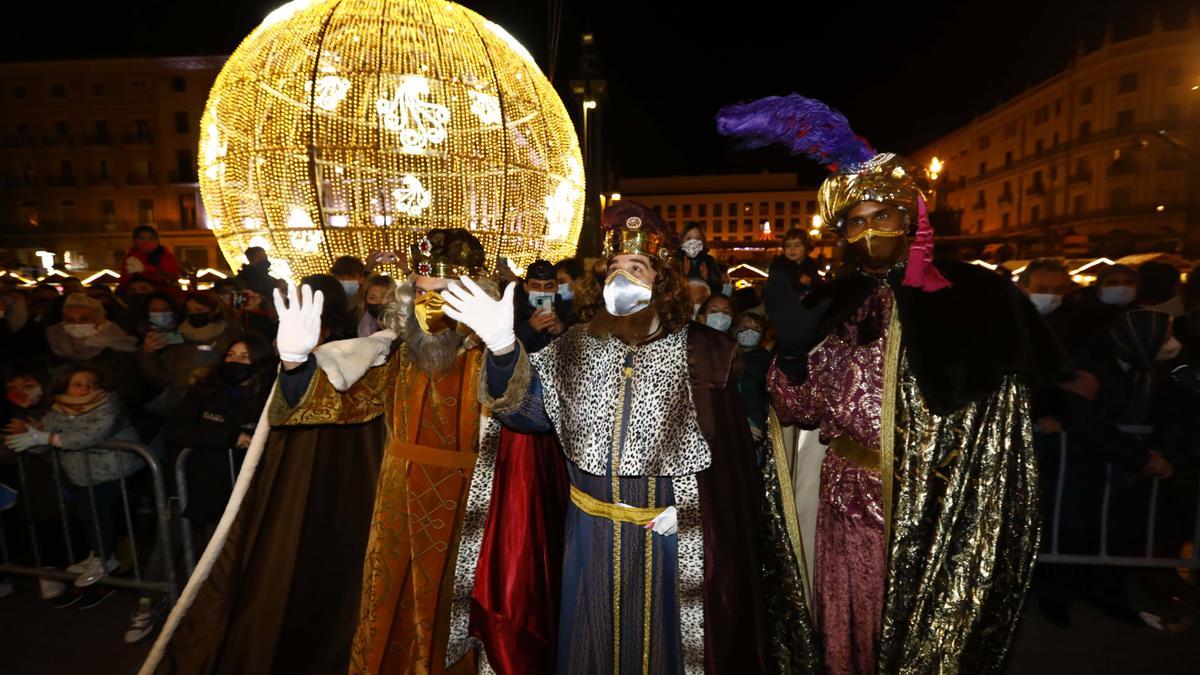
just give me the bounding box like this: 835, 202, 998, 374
818, 153, 928, 231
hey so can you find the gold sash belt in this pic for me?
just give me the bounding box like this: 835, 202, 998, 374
569, 483, 660, 526
829, 436, 882, 472
391, 441, 478, 470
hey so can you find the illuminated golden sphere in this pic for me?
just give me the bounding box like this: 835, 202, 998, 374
199, 0, 584, 281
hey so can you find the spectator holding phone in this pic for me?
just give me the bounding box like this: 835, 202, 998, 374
513, 259, 566, 354
138, 292, 235, 408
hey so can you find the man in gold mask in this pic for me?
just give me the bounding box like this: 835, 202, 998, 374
142, 228, 507, 675
718, 96, 1066, 674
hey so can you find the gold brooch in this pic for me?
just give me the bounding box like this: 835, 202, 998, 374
625, 216, 642, 230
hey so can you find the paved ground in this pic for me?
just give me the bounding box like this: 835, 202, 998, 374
1, 570, 1198, 674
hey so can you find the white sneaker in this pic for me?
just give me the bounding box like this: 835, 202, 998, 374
66, 552, 97, 575
38, 576, 67, 600
74, 554, 118, 588
124, 597, 160, 643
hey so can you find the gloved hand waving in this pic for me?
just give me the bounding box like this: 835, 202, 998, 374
273, 281, 325, 365
441, 277, 517, 355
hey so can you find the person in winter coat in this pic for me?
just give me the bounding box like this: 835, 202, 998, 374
764, 227, 822, 321
4, 364, 142, 587
138, 292, 236, 409
117, 226, 181, 296
166, 333, 276, 533
674, 222, 724, 294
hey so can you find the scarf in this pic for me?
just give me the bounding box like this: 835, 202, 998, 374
181, 318, 227, 344
52, 389, 111, 416
46, 322, 138, 361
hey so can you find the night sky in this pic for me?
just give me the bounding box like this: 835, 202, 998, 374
4, 0, 1193, 182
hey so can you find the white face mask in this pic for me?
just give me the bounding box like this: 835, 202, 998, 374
603, 270, 653, 316
340, 280, 360, 297
64, 323, 98, 339
1029, 293, 1063, 316
557, 282, 574, 301
721, 282, 733, 297
1099, 285, 1136, 306
681, 239, 704, 259
705, 312, 732, 332
736, 328, 763, 348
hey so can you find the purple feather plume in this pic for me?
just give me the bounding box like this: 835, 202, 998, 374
716, 94, 875, 171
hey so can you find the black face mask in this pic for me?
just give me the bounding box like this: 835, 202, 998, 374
219, 361, 254, 385
365, 303, 384, 318
187, 313, 213, 328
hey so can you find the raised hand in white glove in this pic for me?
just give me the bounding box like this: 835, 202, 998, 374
441, 277, 517, 355
5, 428, 51, 453
273, 281, 325, 365
646, 505, 677, 536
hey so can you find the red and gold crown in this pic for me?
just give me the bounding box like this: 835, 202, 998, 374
601, 200, 677, 261
410, 227, 488, 278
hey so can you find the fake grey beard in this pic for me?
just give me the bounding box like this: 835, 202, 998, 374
402, 313, 463, 375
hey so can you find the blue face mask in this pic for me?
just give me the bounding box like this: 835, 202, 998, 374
557, 282, 574, 301
705, 312, 733, 332
340, 280, 360, 297
1099, 285, 1136, 306
148, 312, 175, 330
721, 282, 733, 297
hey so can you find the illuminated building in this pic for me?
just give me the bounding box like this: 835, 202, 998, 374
0, 56, 223, 272
616, 173, 826, 266
913, 16, 1200, 258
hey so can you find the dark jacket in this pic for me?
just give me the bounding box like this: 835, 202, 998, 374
166, 378, 270, 522
764, 255, 822, 321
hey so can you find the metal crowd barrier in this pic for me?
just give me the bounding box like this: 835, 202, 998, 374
1038, 427, 1200, 569
174, 446, 240, 578
0, 441, 179, 601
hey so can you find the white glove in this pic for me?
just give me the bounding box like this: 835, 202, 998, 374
5, 428, 51, 453
125, 257, 145, 274
441, 277, 516, 354
646, 506, 677, 536
273, 281, 325, 363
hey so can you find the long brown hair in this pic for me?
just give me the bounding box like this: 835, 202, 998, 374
573, 256, 693, 334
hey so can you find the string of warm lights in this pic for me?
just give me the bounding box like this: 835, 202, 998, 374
199, 0, 585, 281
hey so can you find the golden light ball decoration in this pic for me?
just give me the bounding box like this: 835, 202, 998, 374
199, 0, 585, 281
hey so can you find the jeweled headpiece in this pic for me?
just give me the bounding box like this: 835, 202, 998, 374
818, 153, 928, 231
602, 200, 677, 262
410, 227, 487, 278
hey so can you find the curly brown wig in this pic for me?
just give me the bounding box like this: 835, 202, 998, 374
573, 256, 693, 334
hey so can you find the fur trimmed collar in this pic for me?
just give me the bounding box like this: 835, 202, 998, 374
799, 261, 1067, 415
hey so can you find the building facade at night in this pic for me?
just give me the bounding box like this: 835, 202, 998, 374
913, 18, 1200, 259
615, 173, 827, 266
0, 56, 224, 273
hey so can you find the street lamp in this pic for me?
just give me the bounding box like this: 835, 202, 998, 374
928, 156, 943, 182
610, 192, 621, 202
